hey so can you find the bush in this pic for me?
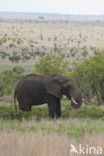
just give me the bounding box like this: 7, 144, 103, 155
12, 66, 24, 74
70, 106, 104, 119
33, 55, 69, 75
0, 102, 104, 120
82, 49, 88, 57
70, 47, 78, 57
0, 70, 24, 95
17, 38, 23, 44
0, 51, 9, 59
72, 51, 104, 105
0, 105, 48, 120
9, 52, 21, 63
9, 43, 15, 48
21, 48, 31, 61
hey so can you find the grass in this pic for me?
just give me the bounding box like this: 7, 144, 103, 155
0, 131, 70, 156
1, 131, 101, 156
1, 99, 104, 120
0, 132, 104, 156
0, 102, 104, 155
0, 64, 34, 73
0, 20, 104, 65
0, 101, 104, 139
0, 120, 104, 156
1, 19, 104, 155
0, 118, 104, 139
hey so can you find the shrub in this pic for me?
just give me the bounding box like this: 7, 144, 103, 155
70, 47, 78, 57
0, 105, 48, 120
33, 55, 69, 75
17, 38, 23, 44
21, 48, 31, 61
0, 102, 104, 120
82, 49, 88, 57
12, 66, 24, 74
9, 43, 15, 48
0, 70, 24, 95
0, 51, 8, 59
0, 37, 7, 43
72, 51, 104, 105
48, 37, 51, 41
9, 52, 21, 63
53, 36, 57, 41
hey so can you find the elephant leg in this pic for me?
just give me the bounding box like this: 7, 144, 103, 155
18, 103, 24, 111
47, 94, 57, 119
56, 101, 61, 118
19, 103, 31, 111
18, 97, 31, 111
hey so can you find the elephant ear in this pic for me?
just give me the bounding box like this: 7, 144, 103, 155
45, 79, 62, 98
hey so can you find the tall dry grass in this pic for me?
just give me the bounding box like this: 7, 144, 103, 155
0, 131, 104, 156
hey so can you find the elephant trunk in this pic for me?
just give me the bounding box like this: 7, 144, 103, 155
71, 97, 82, 109
70, 89, 82, 109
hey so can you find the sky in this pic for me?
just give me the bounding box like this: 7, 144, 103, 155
0, 0, 104, 15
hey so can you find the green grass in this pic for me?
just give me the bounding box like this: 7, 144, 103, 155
0, 99, 104, 120
0, 100, 104, 139
0, 118, 104, 139
0, 64, 34, 73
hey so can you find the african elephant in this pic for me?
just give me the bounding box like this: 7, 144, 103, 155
14, 74, 82, 118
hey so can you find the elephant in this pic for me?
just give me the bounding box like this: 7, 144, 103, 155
14, 74, 82, 118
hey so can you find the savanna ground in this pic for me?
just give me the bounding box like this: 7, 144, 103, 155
0, 19, 104, 68
0, 19, 104, 155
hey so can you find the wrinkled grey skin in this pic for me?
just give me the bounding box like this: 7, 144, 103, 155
14, 74, 82, 118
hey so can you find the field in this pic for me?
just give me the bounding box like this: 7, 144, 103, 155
0, 19, 104, 155
0, 19, 104, 68
0, 119, 104, 156
0, 100, 104, 155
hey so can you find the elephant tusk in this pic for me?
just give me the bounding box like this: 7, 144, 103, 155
82, 99, 89, 105
71, 97, 78, 105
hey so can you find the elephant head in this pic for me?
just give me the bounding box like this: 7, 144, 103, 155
63, 77, 82, 109
45, 74, 82, 109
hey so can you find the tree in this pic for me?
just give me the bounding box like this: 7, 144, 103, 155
72, 51, 104, 105
33, 55, 69, 75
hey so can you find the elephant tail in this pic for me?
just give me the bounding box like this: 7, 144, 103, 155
14, 90, 17, 110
